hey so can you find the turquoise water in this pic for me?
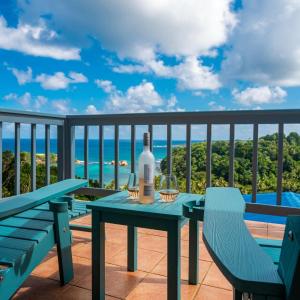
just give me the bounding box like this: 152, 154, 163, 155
2, 139, 187, 185
244, 192, 300, 224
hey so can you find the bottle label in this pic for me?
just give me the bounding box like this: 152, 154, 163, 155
144, 164, 150, 184
144, 185, 152, 196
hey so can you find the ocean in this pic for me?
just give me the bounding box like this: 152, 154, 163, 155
1, 139, 187, 185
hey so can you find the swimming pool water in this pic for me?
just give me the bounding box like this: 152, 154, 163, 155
243, 192, 300, 224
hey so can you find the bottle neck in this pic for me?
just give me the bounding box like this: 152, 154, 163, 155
143, 145, 150, 152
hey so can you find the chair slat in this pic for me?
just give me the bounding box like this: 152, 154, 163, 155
0, 217, 53, 233
14, 210, 54, 222
0, 237, 37, 251
0, 247, 26, 267
0, 226, 47, 243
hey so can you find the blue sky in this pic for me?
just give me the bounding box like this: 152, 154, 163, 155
0, 1, 300, 140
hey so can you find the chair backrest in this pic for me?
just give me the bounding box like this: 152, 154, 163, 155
278, 215, 300, 300
0, 179, 88, 221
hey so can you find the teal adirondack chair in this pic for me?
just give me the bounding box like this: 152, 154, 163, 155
0, 179, 89, 300
199, 187, 300, 300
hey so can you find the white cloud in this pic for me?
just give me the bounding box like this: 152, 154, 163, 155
19, 1, 236, 60
3, 93, 17, 101
3, 92, 48, 110
162, 96, 185, 112
36, 71, 88, 90
0, 16, 80, 60
92, 79, 183, 113
4, 92, 31, 107
95, 80, 116, 93
6, 65, 88, 89
7, 66, 33, 85
51, 99, 77, 114
162, 57, 221, 91
34, 95, 48, 109
232, 86, 287, 106
113, 64, 149, 74
103, 80, 163, 113
222, 0, 300, 87
2, 92, 79, 114
208, 101, 226, 111
85, 104, 100, 114
114, 56, 221, 92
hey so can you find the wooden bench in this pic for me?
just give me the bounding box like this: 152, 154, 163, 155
203, 187, 300, 300
0, 179, 89, 300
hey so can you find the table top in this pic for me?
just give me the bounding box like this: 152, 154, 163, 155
87, 191, 203, 220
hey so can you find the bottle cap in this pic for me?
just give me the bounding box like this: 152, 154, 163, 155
143, 132, 150, 146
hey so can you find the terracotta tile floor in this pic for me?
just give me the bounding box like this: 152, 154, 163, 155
13, 216, 284, 300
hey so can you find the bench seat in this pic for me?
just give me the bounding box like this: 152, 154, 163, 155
203, 188, 284, 299
203, 187, 300, 300
255, 238, 282, 265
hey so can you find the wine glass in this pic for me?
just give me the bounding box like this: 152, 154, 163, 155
127, 173, 139, 200
159, 174, 179, 202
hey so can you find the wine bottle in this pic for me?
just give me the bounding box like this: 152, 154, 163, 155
138, 132, 155, 204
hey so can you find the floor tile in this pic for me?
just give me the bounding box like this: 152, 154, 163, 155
245, 220, 268, 229
105, 227, 128, 245
76, 263, 147, 299
13, 276, 67, 300
181, 239, 212, 262
138, 233, 167, 252
72, 240, 125, 261
267, 230, 284, 239
108, 247, 165, 272
152, 256, 211, 282
203, 263, 232, 290
126, 273, 199, 300
33, 255, 91, 284
194, 284, 233, 300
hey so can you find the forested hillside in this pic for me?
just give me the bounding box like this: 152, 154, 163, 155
161, 132, 300, 194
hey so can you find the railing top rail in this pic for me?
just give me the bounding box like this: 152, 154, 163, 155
0, 108, 65, 125
1, 108, 300, 126
66, 109, 300, 126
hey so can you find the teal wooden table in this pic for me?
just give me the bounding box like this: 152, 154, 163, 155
87, 191, 202, 300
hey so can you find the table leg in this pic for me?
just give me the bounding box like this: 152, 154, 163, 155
189, 219, 199, 284
127, 225, 137, 271
167, 221, 181, 300
92, 212, 105, 300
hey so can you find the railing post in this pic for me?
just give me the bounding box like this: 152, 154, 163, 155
114, 125, 119, 189
186, 124, 191, 193
64, 119, 75, 179
31, 124, 36, 190
84, 125, 89, 180
0, 121, 2, 198
206, 124, 212, 188
14, 122, 20, 195
57, 124, 65, 181
148, 124, 153, 152
99, 125, 104, 188
131, 125, 136, 173
252, 124, 259, 203
229, 124, 235, 187
167, 124, 172, 175
45, 124, 50, 185
277, 123, 284, 205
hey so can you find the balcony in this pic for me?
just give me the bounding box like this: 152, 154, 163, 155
0, 108, 300, 299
